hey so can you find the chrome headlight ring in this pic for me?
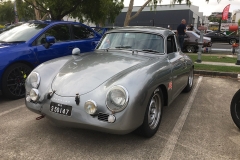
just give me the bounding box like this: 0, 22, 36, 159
29, 72, 41, 88
106, 85, 129, 113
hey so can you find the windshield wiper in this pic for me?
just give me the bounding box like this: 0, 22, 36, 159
0, 41, 6, 43
115, 45, 132, 49
141, 49, 160, 53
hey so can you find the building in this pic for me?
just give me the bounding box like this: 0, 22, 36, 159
232, 10, 240, 23
209, 12, 232, 22
105, 4, 205, 30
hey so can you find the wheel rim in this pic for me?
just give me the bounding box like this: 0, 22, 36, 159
148, 92, 161, 129
230, 39, 236, 44
187, 46, 194, 53
188, 69, 193, 87
7, 65, 31, 97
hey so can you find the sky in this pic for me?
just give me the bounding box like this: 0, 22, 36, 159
123, 0, 240, 16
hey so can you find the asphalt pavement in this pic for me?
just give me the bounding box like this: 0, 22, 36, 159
0, 76, 240, 160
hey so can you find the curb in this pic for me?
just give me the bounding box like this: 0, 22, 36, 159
194, 70, 240, 79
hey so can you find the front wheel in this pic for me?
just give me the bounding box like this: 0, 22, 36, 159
1, 63, 32, 99
230, 89, 240, 129
186, 45, 196, 53
138, 88, 163, 138
229, 39, 237, 45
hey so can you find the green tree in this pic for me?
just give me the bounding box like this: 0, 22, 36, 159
16, 0, 35, 21
20, 0, 123, 24
124, 0, 223, 26
0, 1, 15, 24
71, 0, 124, 26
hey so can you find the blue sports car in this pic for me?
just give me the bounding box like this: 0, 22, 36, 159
0, 21, 101, 99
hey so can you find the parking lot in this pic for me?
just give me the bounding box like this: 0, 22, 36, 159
0, 76, 240, 160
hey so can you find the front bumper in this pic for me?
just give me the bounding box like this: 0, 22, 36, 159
25, 94, 141, 135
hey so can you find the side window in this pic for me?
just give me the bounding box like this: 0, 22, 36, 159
72, 25, 95, 40
167, 35, 177, 54
36, 24, 70, 45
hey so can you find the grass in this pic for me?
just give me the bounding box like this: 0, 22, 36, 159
186, 53, 240, 73
194, 64, 240, 73
187, 54, 236, 63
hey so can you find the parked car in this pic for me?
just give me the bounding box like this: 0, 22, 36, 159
25, 26, 194, 137
204, 31, 239, 44
183, 31, 212, 53
230, 89, 240, 129
91, 26, 117, 36
0, 20, 101, 99
173, 30, 212, 53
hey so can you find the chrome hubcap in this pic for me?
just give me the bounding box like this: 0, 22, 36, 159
187, 46, 194, 53
188, 70, 193, 87
148, 92, 161, 129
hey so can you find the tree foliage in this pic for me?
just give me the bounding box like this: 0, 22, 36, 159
0, 1, 15, 23
15, 0, 123, 25
16, 0, 35, 21
71, 0, 124, 25
124, 0, 223, 26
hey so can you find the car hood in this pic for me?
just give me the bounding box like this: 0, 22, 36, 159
202, 36, 211, 42
0, 42, 24, 49
51, 51, 148, 96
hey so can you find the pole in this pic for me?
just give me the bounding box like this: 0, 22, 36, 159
196, 29, 204, 63
236, 26, 240, 65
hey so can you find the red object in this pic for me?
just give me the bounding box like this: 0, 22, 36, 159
198, 26, 207, 30
222, 4, 230, 20
232, 43, 239, 47
229, 25, 238, 31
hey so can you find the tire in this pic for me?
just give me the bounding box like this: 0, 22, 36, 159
229, 39, 237, 45
183, 68, 194, 92
138, 88, 163, 138
1, 63, 32, 99
230, 89, 240, 129
186, 45, 195, 53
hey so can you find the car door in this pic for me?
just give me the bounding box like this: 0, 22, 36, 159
167, 35, 187, 99
70, 24, 100, 53
32, 24, 73, 64
219, 33, 229, 43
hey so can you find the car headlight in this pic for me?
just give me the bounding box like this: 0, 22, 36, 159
106, 85, 129, 112
29, 88, 40, 102
29, 72, 40, 88
84, 100, 97, 115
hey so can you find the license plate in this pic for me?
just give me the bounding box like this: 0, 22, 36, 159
50, 102, 72, 116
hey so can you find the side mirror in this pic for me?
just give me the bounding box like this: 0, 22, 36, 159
44, 36, 55, 49
72, 48, 81, 55
46, 36, 55, 43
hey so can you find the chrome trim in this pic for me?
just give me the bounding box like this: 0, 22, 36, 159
30, 88, 40, 102
105, 85, 129, 113
84, 100, 97, 115
30, 72, 41, 89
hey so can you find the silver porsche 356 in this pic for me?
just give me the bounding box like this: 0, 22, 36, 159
25, 26, 194, 137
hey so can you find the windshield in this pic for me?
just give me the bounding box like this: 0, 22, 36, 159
97, 32, 164, 53
191, 31, 200, 38
0, 23, 48, 42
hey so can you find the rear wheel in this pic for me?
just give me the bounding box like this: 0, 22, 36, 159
230, 89, 240, 129
138, 88, 163, 138
2, 63, 32, 99
186, 45, 196, 53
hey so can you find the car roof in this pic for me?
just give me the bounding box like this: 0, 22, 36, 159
107, 26, 174, 36
26, 20, 90, 27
